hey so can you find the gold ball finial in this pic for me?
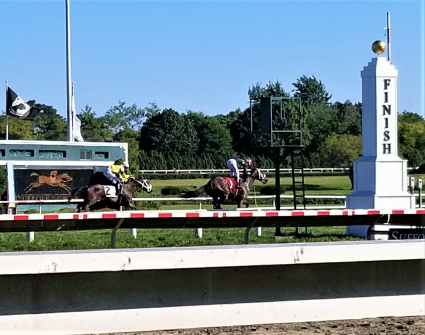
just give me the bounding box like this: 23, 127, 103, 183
372, 40, 386, 55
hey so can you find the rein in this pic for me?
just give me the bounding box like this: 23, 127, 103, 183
130, 178, 152, 193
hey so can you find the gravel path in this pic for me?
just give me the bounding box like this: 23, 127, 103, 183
100, 316, 425, 335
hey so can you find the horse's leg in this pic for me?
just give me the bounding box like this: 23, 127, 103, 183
212, 197, 219, 209
217, 196, 227, 209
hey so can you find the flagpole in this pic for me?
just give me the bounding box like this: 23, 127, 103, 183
5, 81, 9, 141
66, 0, 74, 142
387, 12, 391, 63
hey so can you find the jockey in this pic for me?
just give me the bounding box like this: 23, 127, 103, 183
103, 159, 131, 195
226, 157, 252, 188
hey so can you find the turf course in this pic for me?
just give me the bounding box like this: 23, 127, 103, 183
0, 174, 364, 252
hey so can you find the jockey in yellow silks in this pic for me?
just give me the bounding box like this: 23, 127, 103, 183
103, 159, 131, 195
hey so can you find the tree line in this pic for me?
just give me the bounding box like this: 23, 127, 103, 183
1, 76, 423, 174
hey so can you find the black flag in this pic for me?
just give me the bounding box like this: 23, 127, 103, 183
6, 87, 41, 120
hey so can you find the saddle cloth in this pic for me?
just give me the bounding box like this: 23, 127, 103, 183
103, 185, 118, 197
224, 177, 239, 193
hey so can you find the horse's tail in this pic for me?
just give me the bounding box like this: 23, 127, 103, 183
181, 185, 207, 198
68, 187, 85, 201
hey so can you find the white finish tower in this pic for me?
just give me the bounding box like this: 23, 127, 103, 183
346, 56, 415, 237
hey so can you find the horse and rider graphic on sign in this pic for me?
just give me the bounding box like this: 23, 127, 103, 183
15, 169, 94, 200
24, 171, 74, 193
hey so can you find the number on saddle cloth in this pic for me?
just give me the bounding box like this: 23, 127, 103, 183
103, 185, 117, 197
225, 177, 238, 193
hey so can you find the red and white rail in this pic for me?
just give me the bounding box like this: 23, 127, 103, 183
0, 208, 424, 222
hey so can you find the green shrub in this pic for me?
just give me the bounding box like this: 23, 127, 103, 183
135, 201, 162, 210
259, 185, 286, 195
161, 186, 188, 196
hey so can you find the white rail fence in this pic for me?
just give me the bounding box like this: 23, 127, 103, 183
1, 194, 348, 214
140, 168, 351, 174
139, 167, 417, 174
2, 193, 424, 214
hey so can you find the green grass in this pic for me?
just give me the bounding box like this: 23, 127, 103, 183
0, 226, 362, 252
148, 175, 353, 197
1, 174, 361, 252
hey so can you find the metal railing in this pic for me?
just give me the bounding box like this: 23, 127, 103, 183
2, 193, 423, 214
138, 167, 418, 174
138, 168, 351, 174
1, 195, 347, 214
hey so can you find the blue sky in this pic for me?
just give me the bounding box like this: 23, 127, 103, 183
0, 0, 424, 119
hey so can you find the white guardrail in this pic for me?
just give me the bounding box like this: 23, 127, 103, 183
3, 194, 424, 213
140, 168, 350, 174
138, 167, 418, 174
1, 195, 348, 214
0, 240, 424, 333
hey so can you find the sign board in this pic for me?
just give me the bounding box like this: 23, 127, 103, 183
388, 229, 425, 240
14, 168, 94, 200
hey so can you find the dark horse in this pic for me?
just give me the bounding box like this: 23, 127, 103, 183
182, 168, 268, 209
69, 172, 153, 212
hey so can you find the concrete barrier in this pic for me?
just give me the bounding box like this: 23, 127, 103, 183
0, 240, 424, 334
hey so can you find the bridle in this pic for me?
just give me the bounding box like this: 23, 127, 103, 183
131, 177, 153, 193
253, 168, 268, 184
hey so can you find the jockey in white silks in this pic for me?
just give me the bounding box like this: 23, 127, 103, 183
226, 157, 252, 188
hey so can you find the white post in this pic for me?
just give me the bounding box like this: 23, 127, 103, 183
255, 227, 262, 237
26, 232, 34, 242
66, 0, 73, 142
5, 81, 9, 140
194, 228, 202, 238
129, 228, 137, 238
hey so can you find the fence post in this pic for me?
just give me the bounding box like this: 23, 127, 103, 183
129, 228, 137, 238
255, 227, 261, 237
26, 232, 34, 242
195, 228, 202, 238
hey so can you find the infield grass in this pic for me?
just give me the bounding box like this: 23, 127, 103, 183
0, 174, 362, 252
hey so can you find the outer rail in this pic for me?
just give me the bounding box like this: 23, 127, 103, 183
1, 208, 424, 232
1, 208, 424, 247
0, 240, 423, 334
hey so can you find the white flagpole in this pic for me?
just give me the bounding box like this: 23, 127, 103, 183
66, 0, 74, 142
5, 81, 9, 141
387, 12, 391, 63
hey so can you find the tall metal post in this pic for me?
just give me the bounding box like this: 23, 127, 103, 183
387, 12, 391, 63
66, 0, 73, 142
275, 147, 281, 211
5, 81, 9, 140
274, 147, 282, 236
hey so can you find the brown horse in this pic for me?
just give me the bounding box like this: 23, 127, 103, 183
182, 168, 268, 209
69, 176, 152, 212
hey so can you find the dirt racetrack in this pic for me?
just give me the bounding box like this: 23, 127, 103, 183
103, 316, 425, 335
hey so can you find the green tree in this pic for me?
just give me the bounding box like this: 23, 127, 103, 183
332, 101, 362, 135
30, 102, 67, 140
186, 111, 232, 153
114, 128, 140, 173
319, 134, 362, 168
139, 109, 198, 158
0, 115, 36, 140
78, 106, 113, 142
398, 112, 425, 167
292, 75, 332, 105
104, 101, 145, 133
143, 101, 161, 119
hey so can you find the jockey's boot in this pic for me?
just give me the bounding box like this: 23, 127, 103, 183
117, 183, 123, 195
236, 179, 242, 189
